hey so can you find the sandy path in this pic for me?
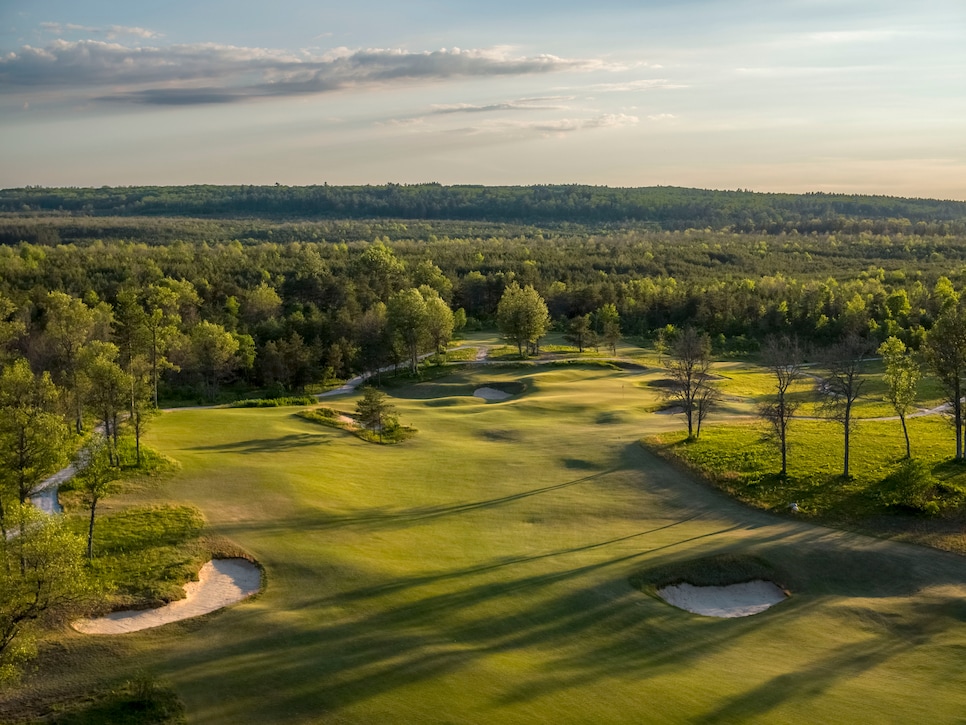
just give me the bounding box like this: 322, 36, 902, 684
657, 580, 787, 618
73, 558, 261, 634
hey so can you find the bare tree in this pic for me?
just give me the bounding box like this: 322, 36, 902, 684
664, 327, 718, 439
821, 333, 872, 479
758, 335, 805, 477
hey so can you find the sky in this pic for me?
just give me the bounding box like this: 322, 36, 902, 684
1, 1, 965, 199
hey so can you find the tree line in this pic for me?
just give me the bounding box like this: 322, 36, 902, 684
4, 184, 966, 234
663, 301, 966, 483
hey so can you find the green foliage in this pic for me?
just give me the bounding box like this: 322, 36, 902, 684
876, 459, 940, 514
496, 282, 550, 356
0, 359, 67, 517
1, 505, 93, 683
5, 184, 966, 232
229, 395, 317, 408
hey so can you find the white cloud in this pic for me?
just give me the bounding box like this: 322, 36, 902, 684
579, 79, 687, 92
0, 40, 617, 106
40, 22, 162, 40
462, 113, 639, 137
647, 113, 676, 121
431, 96, 573, 114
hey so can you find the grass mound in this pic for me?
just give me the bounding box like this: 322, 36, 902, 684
45, 673, 185, 725
296, 407, 416, 444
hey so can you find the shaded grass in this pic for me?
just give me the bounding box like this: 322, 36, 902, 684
630, 553, 786, 593
45, 673, 185, 725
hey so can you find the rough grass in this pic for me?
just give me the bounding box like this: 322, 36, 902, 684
76, 505, 210, 609
647, 412, 966, 553
44, 674, 185, 724
5, 365, 966, 724
296, 407, 417, 444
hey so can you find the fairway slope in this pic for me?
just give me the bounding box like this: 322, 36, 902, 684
8, 365, 966, 724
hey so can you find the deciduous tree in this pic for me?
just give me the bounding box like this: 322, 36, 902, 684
821, 333, 872, 478
0, 504, 91, 683
0, 359, 66, 539
387, 288, 428, 374
496, 283, 549, 357
924, 306, 966, 460
663, 327, 718, 440
878, 336, 921, 459
758, 335, 805, 476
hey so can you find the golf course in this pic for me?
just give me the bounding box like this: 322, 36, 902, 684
9, 340, 966, 724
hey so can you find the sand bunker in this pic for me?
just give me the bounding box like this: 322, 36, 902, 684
657, 580, 787, 618
73, 558, 261, 634
474, 387, 513, 401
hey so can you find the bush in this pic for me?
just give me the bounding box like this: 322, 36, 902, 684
230, 395, 317, 408
877, 459, 939, 514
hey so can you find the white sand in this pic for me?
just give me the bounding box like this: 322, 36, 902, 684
657, 580, 787, 618
474, 387, 512, 401
73, 558, 261, 634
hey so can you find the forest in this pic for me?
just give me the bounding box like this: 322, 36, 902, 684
1, 184, 966, 405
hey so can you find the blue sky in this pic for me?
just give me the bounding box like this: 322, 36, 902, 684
1, 1, 964, 198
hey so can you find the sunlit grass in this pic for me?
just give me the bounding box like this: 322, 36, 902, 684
6, 364, 966, 724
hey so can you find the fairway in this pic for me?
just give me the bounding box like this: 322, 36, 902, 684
28, 364, 966, 723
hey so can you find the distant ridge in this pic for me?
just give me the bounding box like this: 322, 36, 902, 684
3, 184, 965, 233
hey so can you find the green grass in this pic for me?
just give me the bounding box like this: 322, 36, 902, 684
5, 365, 966, 723
649, 417, 966, 526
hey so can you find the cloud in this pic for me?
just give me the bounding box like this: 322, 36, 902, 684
0, 40, 615, 106
578, 79, 687, 92
647, 113, 676, 121
466, 112, 639, 137
39, 22, 162, 40
431, 96, 572, 114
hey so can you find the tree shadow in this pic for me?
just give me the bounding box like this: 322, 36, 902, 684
188, 433, 328, 454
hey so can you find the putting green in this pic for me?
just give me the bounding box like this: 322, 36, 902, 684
28, 364, 966, 723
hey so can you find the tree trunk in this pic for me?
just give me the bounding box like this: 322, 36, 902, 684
779, 418, 788, 477
87, 498, 98, 560
955, 379, 963, 460
900, 413, 911, 459
843, 421, 851, 478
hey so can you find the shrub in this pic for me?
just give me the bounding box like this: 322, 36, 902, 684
877, 459, 939, 514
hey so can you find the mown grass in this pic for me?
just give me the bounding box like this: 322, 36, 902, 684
5, 365, 966, 724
